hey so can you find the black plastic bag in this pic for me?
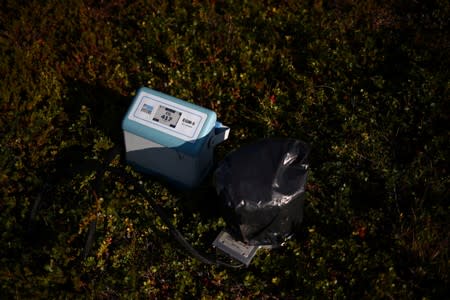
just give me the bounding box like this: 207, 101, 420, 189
214, 138, 310, 246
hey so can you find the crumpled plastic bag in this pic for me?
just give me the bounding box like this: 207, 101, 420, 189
214, 138, 310, 246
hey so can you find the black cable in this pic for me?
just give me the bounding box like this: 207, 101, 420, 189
89, 145, 244, 268
131, 177, 243, 268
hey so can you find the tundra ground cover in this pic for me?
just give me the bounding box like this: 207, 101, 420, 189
0, 0, 448, 298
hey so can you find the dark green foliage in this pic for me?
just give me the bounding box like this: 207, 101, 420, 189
1, 0, 448, 298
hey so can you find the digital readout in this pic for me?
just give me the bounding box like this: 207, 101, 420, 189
152, 105, 182, 128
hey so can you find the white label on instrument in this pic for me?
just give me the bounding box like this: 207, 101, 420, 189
128, 93, 206, 142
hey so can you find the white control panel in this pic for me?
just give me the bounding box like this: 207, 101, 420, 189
127, 93, 207, 142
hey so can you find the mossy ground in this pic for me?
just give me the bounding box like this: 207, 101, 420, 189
1, 1, 448, 298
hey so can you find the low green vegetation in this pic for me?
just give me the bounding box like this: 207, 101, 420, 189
1, 0, 448, 298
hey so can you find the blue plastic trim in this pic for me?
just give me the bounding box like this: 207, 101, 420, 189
122, 87, 217, 156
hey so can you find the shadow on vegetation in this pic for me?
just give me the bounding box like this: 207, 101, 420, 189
57, 80, 224, 237
25, 81, 133, 254
64, 80, 131, 145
